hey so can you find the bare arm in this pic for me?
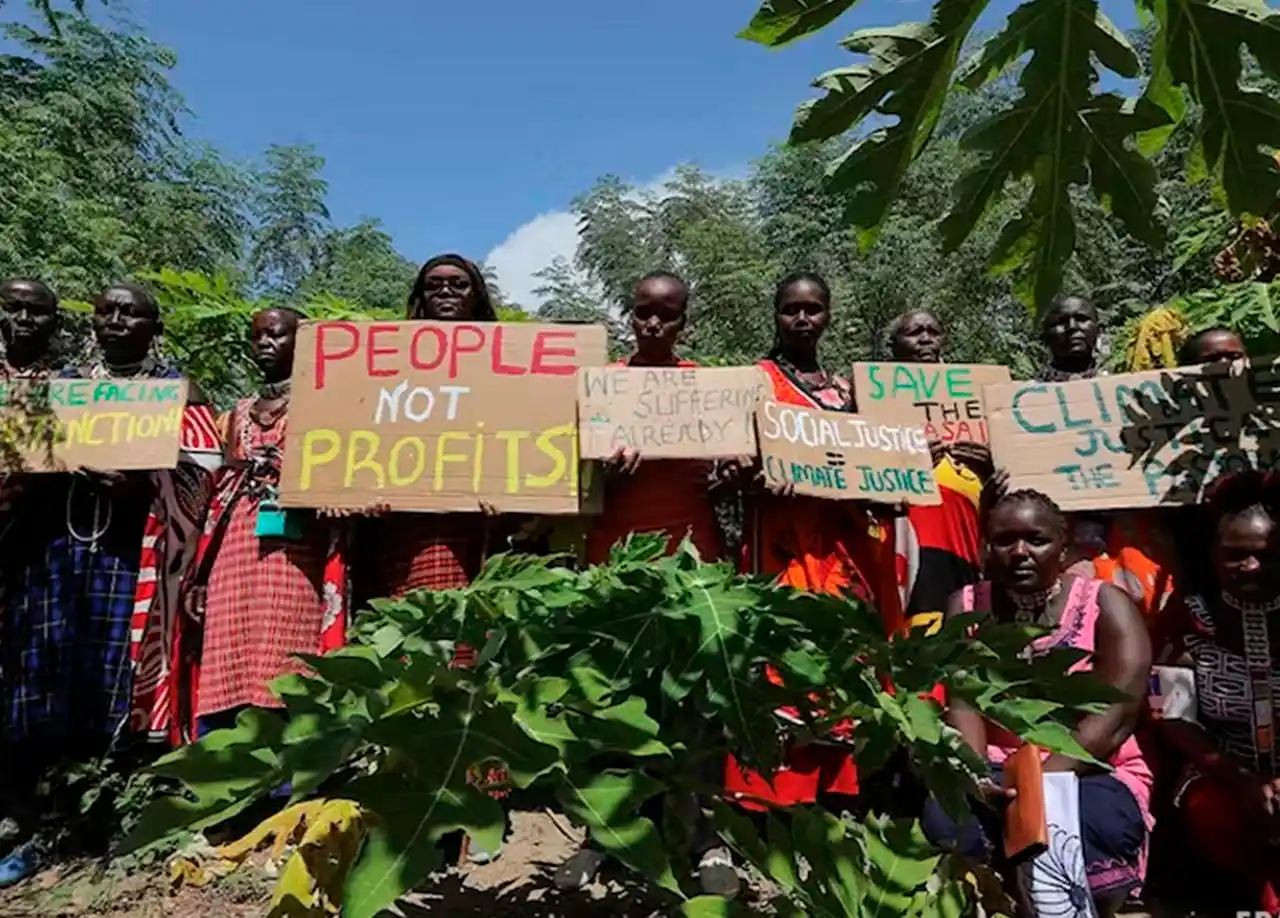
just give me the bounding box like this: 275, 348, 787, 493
1043, 583, 1151, 773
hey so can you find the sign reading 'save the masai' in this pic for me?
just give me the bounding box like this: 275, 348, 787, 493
985, 359, 1280, 511
853, 362, 1011, 446
577, 365, 765, 459
279, 320, 608, 513
0, 377, 186, 472
755, 398, 939, 505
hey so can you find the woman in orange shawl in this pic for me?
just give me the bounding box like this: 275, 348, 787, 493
722, 273, 900, 831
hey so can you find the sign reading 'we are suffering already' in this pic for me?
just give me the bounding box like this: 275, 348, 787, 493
577, 365, 766, 459
279, 320, 608, 513
852, 362, 1012, 446
985, 359, 1280, 511
0, 377, 187, 472
755, 398, 940, 505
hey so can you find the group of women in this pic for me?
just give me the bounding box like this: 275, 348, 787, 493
0, 261, 1275, 911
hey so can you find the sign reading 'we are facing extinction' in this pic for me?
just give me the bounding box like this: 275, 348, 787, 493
0, 377, 186, 471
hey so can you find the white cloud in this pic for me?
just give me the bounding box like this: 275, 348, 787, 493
486, 165, 737, 310
485, 210, 581, 309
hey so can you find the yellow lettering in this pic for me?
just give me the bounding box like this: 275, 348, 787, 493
161, 405, 181, 435
526, 424, 573, 489
388, 436, 426, 486
136, 413, 156, 440
299, 429, 341, 490
496, 430, 529, 493
344, 430, 384, 488
432, 432, 470, 491
83, 413, 106, 446
471, 424, 485, 492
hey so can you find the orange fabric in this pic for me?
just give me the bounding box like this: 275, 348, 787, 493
724, 360, 900, 809
1088, 512, 1177, 632
585, 358, 723, 564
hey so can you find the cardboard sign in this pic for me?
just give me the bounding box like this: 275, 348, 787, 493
577, 365, 766, 459
984, 359, 1280, 511
279, 320, 609, 514
0, 377, 186, 472
853, 362, 1012, 446
755, 398, 940, 505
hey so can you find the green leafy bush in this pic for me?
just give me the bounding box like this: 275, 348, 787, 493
124, 535, 1120, 917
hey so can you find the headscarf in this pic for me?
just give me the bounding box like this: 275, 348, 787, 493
1124, 307, 1189, 372
407, 254, 496, 321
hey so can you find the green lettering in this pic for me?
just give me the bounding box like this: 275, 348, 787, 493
945, 367, 973, 399
68, 380, 88, 407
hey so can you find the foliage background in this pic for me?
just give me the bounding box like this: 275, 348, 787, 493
2, 1, 1274, 405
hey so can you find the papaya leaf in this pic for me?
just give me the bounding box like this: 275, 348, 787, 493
942, 0, 1161, 308
557, 770, 679, 895
343, 779, 504, 918
1146, 0, 1280, 216
794, 0, 992, 247
681, 896, 740, 917
739, 0, 858, 47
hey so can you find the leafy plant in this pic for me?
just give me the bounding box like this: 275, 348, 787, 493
123, 535, 1118, 917
740, 0, 1280, 311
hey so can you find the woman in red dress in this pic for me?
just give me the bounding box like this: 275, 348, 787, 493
718, 273, 901, 893
192, 307, 346, 734
557, 271, 731, 892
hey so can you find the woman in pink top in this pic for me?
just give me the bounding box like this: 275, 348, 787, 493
923, 487, 1153, 915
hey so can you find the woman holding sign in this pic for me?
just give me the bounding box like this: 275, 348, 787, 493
189, 307, 347, 735
356, 254, 506, 602
722, 273, 899, 836
584, 271, 723, 564
882, 309, 985, 634
0, 283, 218, 884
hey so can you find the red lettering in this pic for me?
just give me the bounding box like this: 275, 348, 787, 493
449, 324, 487, 379
953, 422, 975, 444
410, 325, 447, 372
366, 323, 400, 378
489, 326, 528, 376
530, 330, 578, 376
314, 322, 359, 390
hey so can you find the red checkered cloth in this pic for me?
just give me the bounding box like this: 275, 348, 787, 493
372, 515, 487, 597
194, 401, 346, 717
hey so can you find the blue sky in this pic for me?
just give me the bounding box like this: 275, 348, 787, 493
98, 0, 1133, 305
119, 0, 859, 305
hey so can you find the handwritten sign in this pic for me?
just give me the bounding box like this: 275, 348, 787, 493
279, 320, 609, 513
755, 398, 940, 505
853, 362, 1012, 446
985, 359, 1280, 511
0, 377, 186, 472
577, 365, 765, 459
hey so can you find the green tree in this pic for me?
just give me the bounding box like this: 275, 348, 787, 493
739, 0, 1280, 311
0, 14, 251, 296
248, 143, 331, 297
298, 218, 417, 313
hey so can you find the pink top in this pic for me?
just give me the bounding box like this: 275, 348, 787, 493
963, 578, 1153, 831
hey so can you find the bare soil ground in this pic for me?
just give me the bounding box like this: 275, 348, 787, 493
0, 811, 676, 918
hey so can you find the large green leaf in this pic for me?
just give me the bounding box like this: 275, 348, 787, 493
557, 770, 680, 895
943, 0, 1162, 307
1145, 0, 1280, 217
739, 0, 859, 47
793, 0, 992, 247
343, 778, 505, 918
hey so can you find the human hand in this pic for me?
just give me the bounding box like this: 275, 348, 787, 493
478, 500, 501, 518
950, 441, 995, 480
78, 467, 128, 489
713, 455, 757, 490
603, 447, 642, 478
317, 501, 391, 519
979, 468, 1010, 519
976, 776, 1017, 807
